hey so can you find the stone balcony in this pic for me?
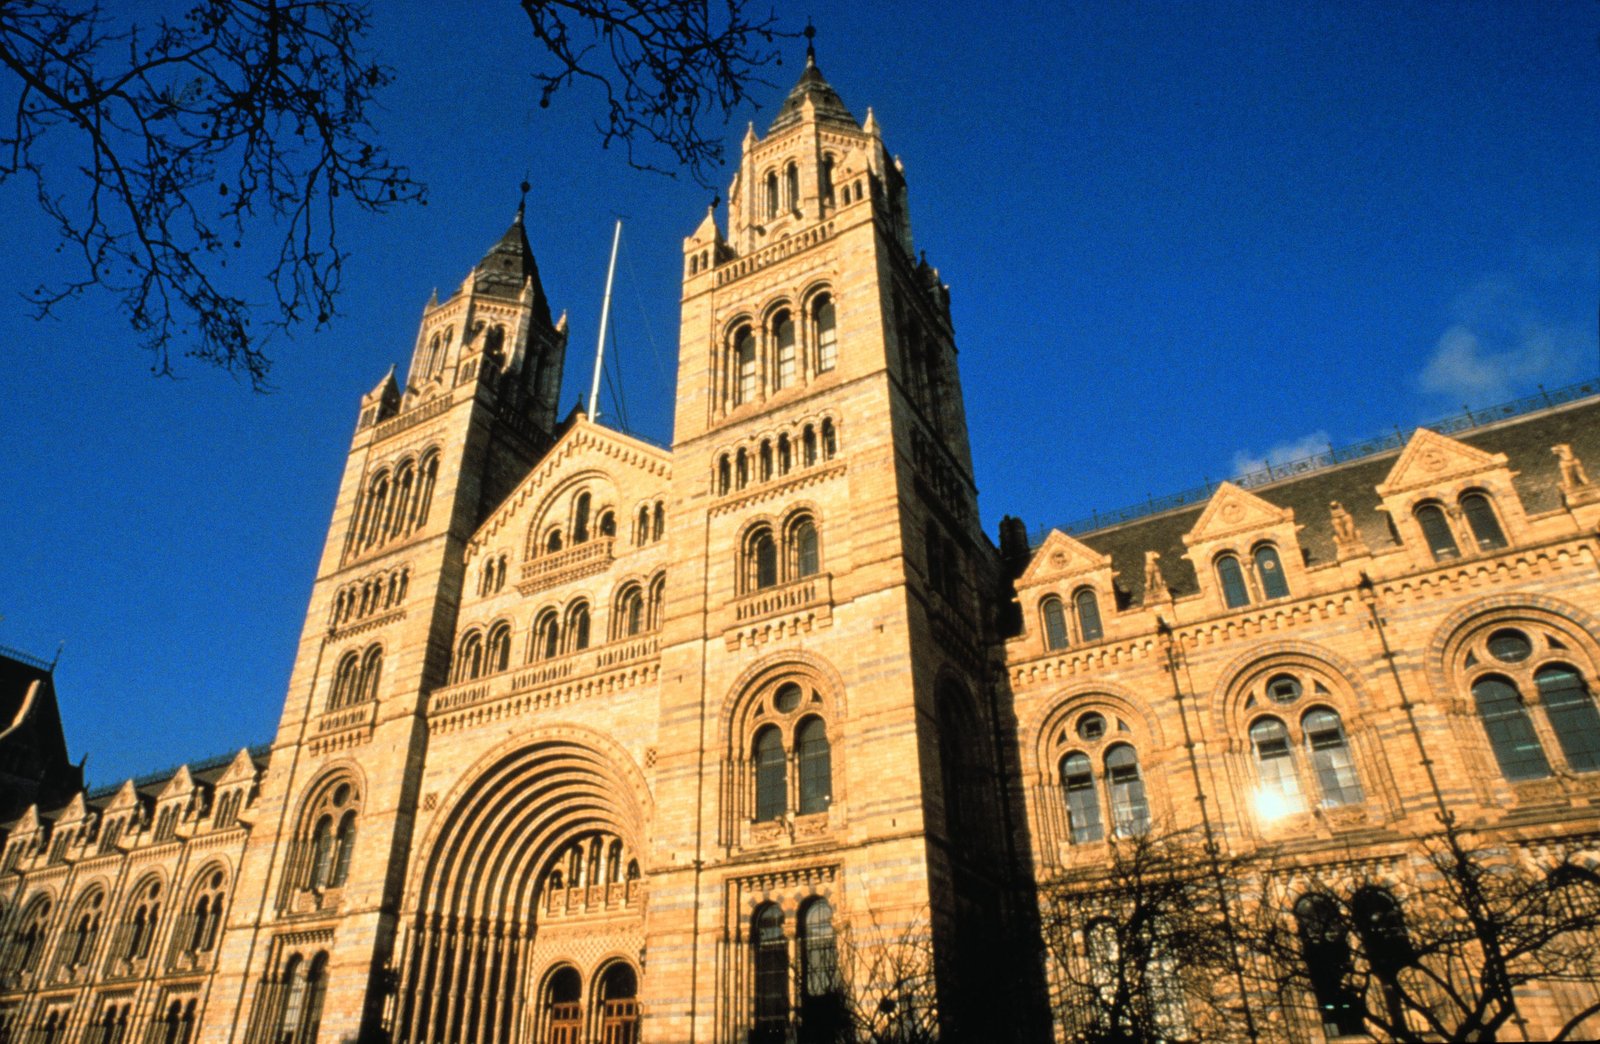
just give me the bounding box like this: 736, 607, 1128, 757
718, 573, 834, 649
427, 635, 661, 726
517, 537, 615, 593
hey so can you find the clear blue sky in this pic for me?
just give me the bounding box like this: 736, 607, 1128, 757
2, 1, 1596, 787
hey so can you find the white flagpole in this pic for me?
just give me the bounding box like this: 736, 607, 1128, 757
588, 220, 623, 422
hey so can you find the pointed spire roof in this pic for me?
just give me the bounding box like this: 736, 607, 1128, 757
472, 198, 553, 326
768, 39, 856, 133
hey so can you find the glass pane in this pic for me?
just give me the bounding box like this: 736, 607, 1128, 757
1251, 718, 1304, 815
1473, 676, 1552, 780
1075, 589, 1104, 642
815, 299, 837, 372
1254, 545, 1291, 599
1267, 674, 1302, 704
1304, 709, 1364, 807
775, 317, 796, 389
1486, 629, 1532, 663
795, 522, 819, 578
1416, 504, 1460, 560
1077, 713, 1106, 741
1217, 556, 1250, 608
1061, 753, 1103, 844
1538, 665, 1600, 773
1042, 599, 1069, 650
797, 719, 832, 814
1461, 493, 1508, 550
1106, 746, 1150, 836
754, 729, 786, 821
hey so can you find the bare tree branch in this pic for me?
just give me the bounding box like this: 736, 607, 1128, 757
0, 0, 423, 389
518, 0, 788, 185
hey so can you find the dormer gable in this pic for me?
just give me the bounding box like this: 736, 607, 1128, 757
1183, 482, 1305, 611
13, 803, 41, 835
1019, 530, 1113, 587
215, 748, 259, 788
156, 765, 194, 802
56, 792, 88, 825
1377, 427, 1507, 497
1375, 428, 1527, 567
104, 779, 139, 814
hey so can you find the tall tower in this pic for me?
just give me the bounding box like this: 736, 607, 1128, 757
652, 46, 1036, 1040
209, 207, 569, 1043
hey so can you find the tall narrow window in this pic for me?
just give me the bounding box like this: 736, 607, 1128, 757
535, 612, 560, 660
760, 440, 773, 482
1460, 492, 1508, 550
764, 172, 779, 219
1295, 895, 1366, 1037
299, 953, 328, 1042
750, 529, 778, 591
331, 812, 357, 887
1537, 665, 1600, 773
618, 586, 645, 638
785, 162, 800, 212
309, 817, 334, 888
821, 419, 837, 459
802, 425, 818, 466
1074, 588, 1103, 643
1041, 597, 1069, 651
568, 603, 591, 652
1250, 716, 1304, 817
1253, 544, 1291, 599
797, 717, 832, 814
793, 518, 820, 579
774, 313, 797, 389
736, 327, 758, 406
1060, 752, 1103, 843
1216, 554, 1251, 608
1303, 708, 1363, 806
736, 448, 750, 489
359, 646, 382, 702
1105, 744, 1150, 836
820, 155, 835, 205
573, 492, 592, 544
800, 899, 843, 1038
455, 631, 484, 682
754, 727, 786, 822
485, 624, 511, 674
753, 905, 789, 1044
718, 455, 731, 495
1472, 675, 1552, 780
813, 296, 837, 373
778, 435, 792, 474
1414, 502, 1459, 560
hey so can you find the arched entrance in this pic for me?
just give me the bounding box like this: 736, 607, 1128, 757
543, 965, 583, 1044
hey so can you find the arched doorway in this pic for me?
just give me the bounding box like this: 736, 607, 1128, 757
597, 962, 640, 1044
543, 966, 583, 1044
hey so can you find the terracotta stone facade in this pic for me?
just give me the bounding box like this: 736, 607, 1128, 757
4, 56, 1600, 1044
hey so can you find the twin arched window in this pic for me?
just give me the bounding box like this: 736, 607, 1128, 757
1415, 490, 1509, 562
1057, 712, 1150, 843
634, 500, 666, 545
353, 452, 439, 555
743, 515, 821, 593
1041, 588, 1106, 651
750, 899, 839, 1043
274, 951, 329, 1043
118, 877, 162, 964
296, 780, 359, 897
1216, 544, 1291, 609
186, 868, 227, 956
1246, 672, 1363, 820
753, 714, 833, 821
328, 644, 382, 710
1464, 626, 1600, 782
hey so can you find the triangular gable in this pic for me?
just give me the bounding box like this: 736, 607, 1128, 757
1377, 428, 1507, 496
56, 792, 88, 824
215, 749, 258, 787
12, 804, 40, 834
1183, 482, 1294, 546
1018, 529, 1112, 586
467, 416, 673, 558
104, 779, 139, 813
686, 207, 721, 248
156, 765, 194, 801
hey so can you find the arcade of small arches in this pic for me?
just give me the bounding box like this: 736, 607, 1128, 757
720, 290, 838, 412
715, 416, 839, 497
534, 960, 641, 1044
528, 487, 631, 558
724, 669, 839, 839
330, 565, 410, 627
452, 572, 667, 682
348, 449, 440, 558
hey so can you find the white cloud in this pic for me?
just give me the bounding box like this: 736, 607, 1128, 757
1231, 430, 1331, 478
1419, 320, 1585, 402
